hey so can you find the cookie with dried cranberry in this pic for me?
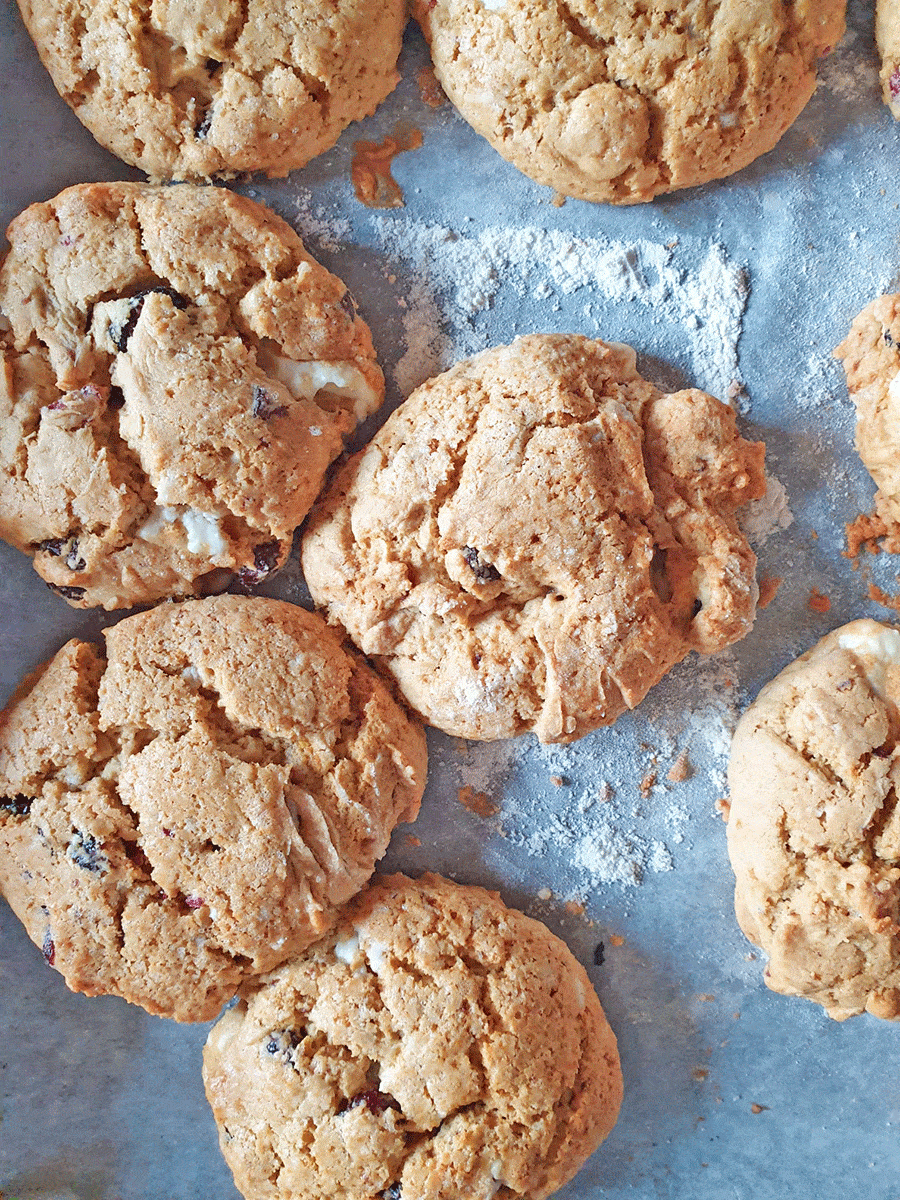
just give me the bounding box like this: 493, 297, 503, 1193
411, 0, 845, 204
203, 872, 622, 1200
302, 334, 766, 743
0, 596, 426, 1022
878, 0, 900, 119
18, 0, 406, 180
0, 182, 384, 610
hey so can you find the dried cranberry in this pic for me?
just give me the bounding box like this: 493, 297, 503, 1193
36, 537, 65, 556
251, 384, 287, 420
108, 386, 126, 410
42, 930, 55, 965
891, 67, 900, 100
1, 794, 33, 816
113, 287, 188, 352
593, 942, 605, 966
65, 541, 86, 572
124, 841, 152, 874
383, 1185, 402, 1200
184, 895, 205, 909
195, 107, 213, 139
67, 831, 108, 873
264, 1029, 303, 1057
47, 583, 86, 601
885, 328, 897, 350
462, 545, 501, 584
340, 1088, 398, 1115
237, 540, 283, 585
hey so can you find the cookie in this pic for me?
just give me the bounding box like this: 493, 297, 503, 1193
0, 182, 384, 610
726, 619, 900, 1021
17, 0, 406, 180
302, 334, 766, 743
835, 292, 900, 527
411, 0, 845, 204
877, 0, 900, 119
203, 872, 622, 1200
0, 596, 426, 1022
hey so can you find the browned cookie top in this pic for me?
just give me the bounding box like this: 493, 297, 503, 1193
0, 596, 427, 1022
0, 182, 384, 610
203, 872, 622, 1200
18, 0, 407, 179
412, 0, 846, 204
302, 334, 766, 743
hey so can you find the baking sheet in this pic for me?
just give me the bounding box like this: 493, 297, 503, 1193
2, 0, 900, 1196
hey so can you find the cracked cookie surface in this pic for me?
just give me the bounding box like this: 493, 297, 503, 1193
727, 619, 900, 1021
411, 0, 845, 204
302, 334, 765, 743
18, 0, 406, 179
835, 293, 900, 526
877, 0, 900, 119
0, 182, 384, 610
203, 872, 622, 1200
0, 596, 427, 1022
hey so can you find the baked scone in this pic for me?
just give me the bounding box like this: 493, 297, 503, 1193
203, 872, 623, 1200
302, 334, 766, 743
0, 182, 384, 610
877, 0, 900, 119
411, 0, 846, 204
0, 596, 426, 1022
17, 0, 407, 180
835, 292, 900, 526
727, 619, 900, 1021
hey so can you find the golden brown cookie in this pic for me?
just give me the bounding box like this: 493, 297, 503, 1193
0, 596, 426, 1022
727, 619, 900, 1021
302, 334, 766, 743
203, 872, 622, 1200
17, 0, 407, 180
0, 182, 383, 610
411, 0, 845, 204
877, 0, 900, 119
835, 292, 900, 527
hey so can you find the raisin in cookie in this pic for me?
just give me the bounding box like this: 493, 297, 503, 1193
0, 596, 426, 1022
17, 0, 406, 180
835, 293, 900, 528
302, 334, 766, 743
411, 0, 845, 204
0, 182, 383, 610
727, 619, 900, 1021
877, 0, 900, 119
203, 872, 622, 1200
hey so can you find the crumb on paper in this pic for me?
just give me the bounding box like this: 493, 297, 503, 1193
715, 796, 730, 819
550, 774, 566, 787
757, 575, 783, 609
565, 900, 585, 916
640, 770, 657, 797
551, 192, 567, 207
667, 751, 692, 783
416, 64, 445, 107
609, 933, 625, 947
537, 886, 552, 901
699, 993, 715, 1002
808, 587, 831, 613
845, 511, 900, 558
751, 1103, 769, 1115
692, 1067, 709, 1081
868, 582, 900, 612
457, 785, 499, 818
404, 834, 421, 848
351, 124, 424, 208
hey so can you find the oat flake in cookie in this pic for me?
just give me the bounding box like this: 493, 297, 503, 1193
0, 596, 426, 1022
17, 0, 406, 180
835, 292, 900, 526
0, 182, 384, 610
412, 0, 845, 204
203, 872, 622, 1200
727, 620, 900, 1021
302, 334, 766, 743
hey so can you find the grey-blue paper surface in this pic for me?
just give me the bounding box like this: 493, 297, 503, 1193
1, 1, 900, 1197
